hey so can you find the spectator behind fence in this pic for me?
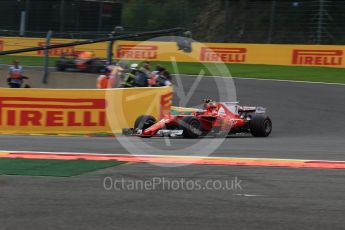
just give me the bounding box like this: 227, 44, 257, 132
134, 61, 151, 87
148, 65, 166, 86
155, 70, 172, 87
110, 64, 125, 88
121, 63, 138, 88
96, 67, 112, 89
8, 60, 26, 88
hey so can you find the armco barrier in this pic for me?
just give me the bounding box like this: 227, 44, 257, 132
0, 87, 172, 134
1, 37, 345, 68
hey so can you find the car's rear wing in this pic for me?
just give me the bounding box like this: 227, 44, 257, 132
220, 102, 266, 114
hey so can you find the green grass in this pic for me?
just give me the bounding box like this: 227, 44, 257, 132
149, 61, 345, 84
0, 158, 124, 177
1, 55, 344, 84
0, 55, 58, 67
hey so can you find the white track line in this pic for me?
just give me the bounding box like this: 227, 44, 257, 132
177, 74, 345, 86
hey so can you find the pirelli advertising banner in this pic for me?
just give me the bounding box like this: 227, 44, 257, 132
0, 36, 108, 57
1, 36, 345, 68
0, 87, 172, 134
115, 41, 345, 68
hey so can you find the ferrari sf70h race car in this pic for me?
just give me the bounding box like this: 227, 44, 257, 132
123, 100, 272, 138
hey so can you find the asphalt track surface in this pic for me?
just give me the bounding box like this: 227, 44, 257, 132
1, 75, 345, 230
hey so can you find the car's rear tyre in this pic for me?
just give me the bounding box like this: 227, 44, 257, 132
249, 115, 272, 137
56, 62, 66, 71
56, 66, 66, 71
89, 60, 104, 73
178, 116, 201, 138
134, 115, 156, 130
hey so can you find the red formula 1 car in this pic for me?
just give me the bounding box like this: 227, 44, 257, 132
123, 100, 272, 138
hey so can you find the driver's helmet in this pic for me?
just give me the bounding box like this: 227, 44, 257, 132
203, 98, 217, 111
206, 102, 217, 110
78, 51, 93, 59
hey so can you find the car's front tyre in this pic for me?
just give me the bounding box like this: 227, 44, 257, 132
134, 115, 156, 130
178, 116, 201, 138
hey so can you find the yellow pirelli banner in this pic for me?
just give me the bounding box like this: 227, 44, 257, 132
0, 36, 345, 68
0, 36, 108, 57
0, 87, 172, 134
114, 41, 345, 68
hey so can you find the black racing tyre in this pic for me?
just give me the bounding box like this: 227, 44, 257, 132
89, 60, 104, 73
249, 114, 272, 137
56, 62, 66, 71
134, 115, 156, 130
178, 116, 201, 138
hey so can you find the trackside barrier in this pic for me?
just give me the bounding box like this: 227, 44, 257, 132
0, 87, 172, 134
1, 37, 345, 68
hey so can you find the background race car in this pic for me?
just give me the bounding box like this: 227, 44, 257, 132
55, 51, 107, 73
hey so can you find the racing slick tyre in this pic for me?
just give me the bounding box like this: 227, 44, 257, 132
134, 115, 156, 130
56, 62, 66, 71
89, 60, 104, 73
178, 116, 201, 138
249, 115, 272, 137
56, 65, 66, 71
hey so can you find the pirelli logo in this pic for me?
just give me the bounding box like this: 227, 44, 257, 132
292, 49, 343, 66
0, 97, 106, 127
200, 47, 246, 63
0, 40, 3, 51
117, 45, 158, 59
37, 42, 76, 56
